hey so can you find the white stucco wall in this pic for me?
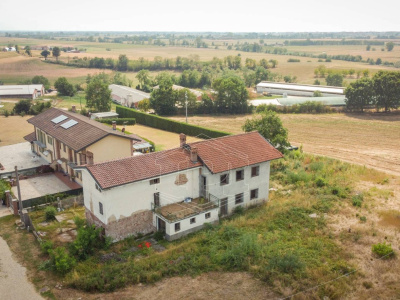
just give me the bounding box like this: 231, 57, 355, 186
202, 161, 271, 215
82, 167, 201, 226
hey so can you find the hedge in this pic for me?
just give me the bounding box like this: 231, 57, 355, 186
97, 118, 136, 125
116, 106, 231, 139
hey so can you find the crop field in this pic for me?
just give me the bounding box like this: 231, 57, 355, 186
0, 37, 398, 85
169, 113, 400, 177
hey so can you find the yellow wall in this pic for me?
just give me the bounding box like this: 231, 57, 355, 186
87, 135, 132, 164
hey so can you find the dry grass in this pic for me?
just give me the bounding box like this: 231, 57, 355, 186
0, 115, 33, 146
170, 113, 400, 176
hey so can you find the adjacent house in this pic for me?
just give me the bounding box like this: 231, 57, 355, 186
79, 132, 283, 241
24, 107, 147, 185
0, 84, 45, 99
109, 84, 150, 108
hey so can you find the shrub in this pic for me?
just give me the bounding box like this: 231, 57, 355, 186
359, 216, 367, 222
13, 100, 31, 115
44, 206, 57, 221
372, 242, 394, 259
287, 58, 301, 62
4, 110, 9, 117
352, 194, 363, 207
74, 216, 86, 229
268, 253, 304, 274
40, 240, 54, 254
70, 225, 105, 260
315, 177, 327, 187
153, 231, 164, 241
232, 205, 245, 215
116, 106, 230, 139
50, 247, 76, 274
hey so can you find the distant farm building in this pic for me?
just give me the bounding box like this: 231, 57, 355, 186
2, 47, 16, 52
256, 81, 344, 97
153, 84, 203, 100
250, 96, 346, 107
109, 84, 150, 108
0, 84, 45, 99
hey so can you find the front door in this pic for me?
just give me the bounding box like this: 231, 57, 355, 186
220, 197, 228, 216
157, 217, 166, 232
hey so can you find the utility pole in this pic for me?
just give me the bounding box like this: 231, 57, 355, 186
185, 91, 188, 123
15, 166, 23, 221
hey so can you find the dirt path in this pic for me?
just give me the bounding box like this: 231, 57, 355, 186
0, 236, 43, 300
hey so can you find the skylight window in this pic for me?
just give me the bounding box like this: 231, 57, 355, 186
51, 115, 68, 124
61, 119, 78, 129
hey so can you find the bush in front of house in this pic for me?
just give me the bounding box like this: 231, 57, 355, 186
45, 206, 57, 221
69, 224, 109, 260
372, 242, 395, 259
50, 247, 76, 274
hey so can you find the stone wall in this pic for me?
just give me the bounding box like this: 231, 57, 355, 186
85, 208, 155, 242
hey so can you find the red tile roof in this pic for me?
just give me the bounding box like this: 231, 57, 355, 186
27, 108, 143, 151
23, 132, 36, 143
190, 131, 283, 174
86, 131, 283, 190
87, 147, 202, 189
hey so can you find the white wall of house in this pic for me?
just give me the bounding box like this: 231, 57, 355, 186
202, 161, 271, 214
82, 167, 201, 226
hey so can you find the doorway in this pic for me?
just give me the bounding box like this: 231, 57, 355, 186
157, 217, 166, 232
220, 197, 228, 216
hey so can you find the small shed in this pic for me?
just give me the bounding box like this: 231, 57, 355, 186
90, 112, 119, 120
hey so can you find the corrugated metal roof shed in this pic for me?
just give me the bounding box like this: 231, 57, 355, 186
256, 81, 344, 95
278, 96, 346, 106
109, 84, 150, 106
0, 84, 44, 96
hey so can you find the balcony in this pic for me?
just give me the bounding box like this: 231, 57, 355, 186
152, 195, 219, 223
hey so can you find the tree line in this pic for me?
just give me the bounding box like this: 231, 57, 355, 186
345, 71, 400, 112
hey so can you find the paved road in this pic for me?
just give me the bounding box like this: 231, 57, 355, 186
0, 236, 43, 300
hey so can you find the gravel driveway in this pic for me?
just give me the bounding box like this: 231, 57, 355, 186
0, 236, 43, 300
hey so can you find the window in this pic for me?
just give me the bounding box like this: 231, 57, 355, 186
235, 193, 244, 204
190, 217, 196, 224
250, 189, 258, 200
236, 170, 244, 181
150, 178, 160, 185
175, 222, 181, 232
251, 166, 260, 177
63, 143, 66, 152
220, 174, 229, 185
47, 136, 53, 145
99, 202, 103, 215
205, 212, 211, 219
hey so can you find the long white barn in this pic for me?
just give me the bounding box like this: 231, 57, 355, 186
256, 81, 344, 97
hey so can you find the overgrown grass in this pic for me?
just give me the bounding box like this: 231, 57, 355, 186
66, 151, 369, 298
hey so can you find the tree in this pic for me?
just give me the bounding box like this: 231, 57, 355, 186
366, 45, 371, 51
376, 58, 382, 65
242, 110, 289, 152
313, 90, 323, 97
15, 45, 20, 53
32, 75, 50, 90
137, 99, 150, 112
52, 47, 61, 61
13, 100, 32, 115
54, 77, 75, 96
85, 78, 111, 112
373, 71, 400, 112
386, 42, 395, 52
176, 88, 197, 113
345, 78, 375, 112
117, 54, 128, 71
212, 75, 248, 114
326, 73, 344, 86
41, 50, 50, 60
150, 74, 176, 115
269, 59, 278, 68
136, 69, 151, 90
25, 45, 31, 57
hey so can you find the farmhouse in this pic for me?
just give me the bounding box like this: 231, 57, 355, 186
24, 107, 146, 185
0, 84, 45, 99
256, 81, 344, 97
80, 132, 283, 241
109, 84, 150, 108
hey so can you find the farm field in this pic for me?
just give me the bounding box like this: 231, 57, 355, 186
0, 37, 398, 85
169, 113, 400, 177
0, 115, 33, 146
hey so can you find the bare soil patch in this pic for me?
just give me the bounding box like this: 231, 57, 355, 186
0, 115, 33, 146
170, 113, 400, 176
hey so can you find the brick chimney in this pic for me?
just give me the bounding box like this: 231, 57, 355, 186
180, 133, 186, 148
190, 147, 198, 163
112, 121, 117, 130
71, 105, 76, 113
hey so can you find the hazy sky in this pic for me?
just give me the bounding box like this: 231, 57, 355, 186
1, 0, 399, 32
